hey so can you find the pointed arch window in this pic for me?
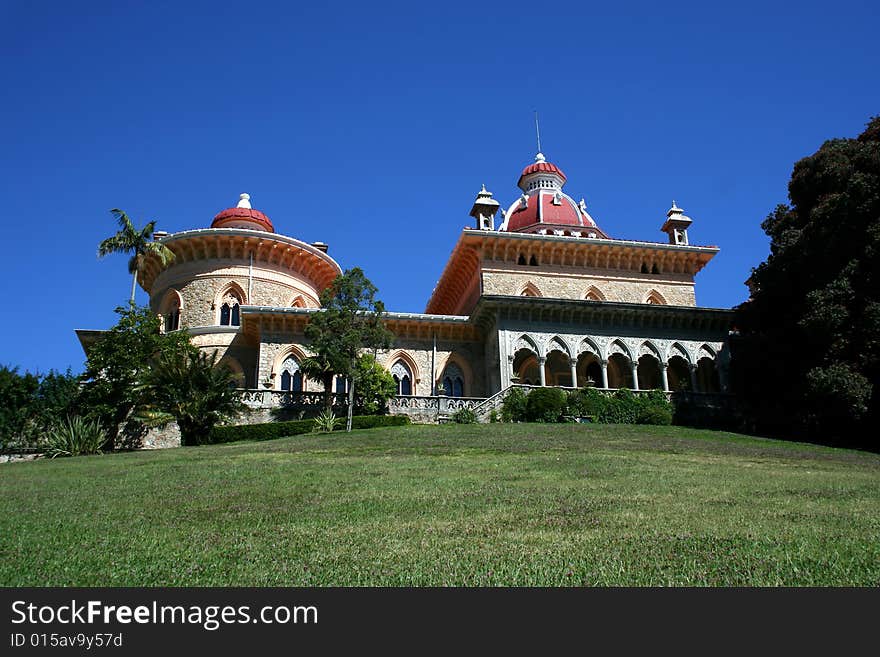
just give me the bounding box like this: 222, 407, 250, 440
441, 362, 465, 397
585, 286, 606, 302
161, 292, 181, 332
391, 360, 413, 396
219, 289, 243, 326
279, 356, 303, 392
646, 290, 667, 305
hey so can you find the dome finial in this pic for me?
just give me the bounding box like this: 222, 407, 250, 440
237, 193, 251, 209
534, 109, 542, 154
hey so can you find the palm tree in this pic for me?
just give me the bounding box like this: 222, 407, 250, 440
97, 209, 175, 304
141, 348, 245, 446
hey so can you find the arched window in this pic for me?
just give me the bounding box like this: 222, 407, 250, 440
279, 356, 303, 392
441, 362, 464, 397
520, 282, 541, 298
518, 254, 527, 265
219, 288, 243, 326
585, 286, 606, 302
645, 290, 667, 305
160, 289, 182, 332
391, 360, 412, 396
335, 376, 348, 394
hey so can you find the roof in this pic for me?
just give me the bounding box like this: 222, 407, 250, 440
211, 207, 274, 232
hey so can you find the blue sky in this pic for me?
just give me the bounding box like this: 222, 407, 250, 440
2, 0, 878, 375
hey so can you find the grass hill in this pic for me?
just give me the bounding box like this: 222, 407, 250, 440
1, 423, 878, 586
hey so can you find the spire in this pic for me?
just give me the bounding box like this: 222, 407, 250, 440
470, 184, 500, 231
237, 193, 251, 209
534, 110, 542, 159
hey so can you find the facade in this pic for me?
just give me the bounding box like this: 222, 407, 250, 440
80, 151, 734, 424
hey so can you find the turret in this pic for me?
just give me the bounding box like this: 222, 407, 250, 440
470, 184, 501, 231
661, 201, 692, 245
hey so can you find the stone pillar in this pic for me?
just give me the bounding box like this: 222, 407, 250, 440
506, 354, 514, 388
538, 356, 546, 386
660, 362, 669, 392
601, 361, 609, 389
569, 358, 578, 389
631, 361, 640, 391
689, 363, 699, 392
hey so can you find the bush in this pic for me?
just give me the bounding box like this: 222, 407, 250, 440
566, 387, 674, 425
313, 410, 340, 433
636, 404, 673, 425
501, 387, 528, 422
208, 414, 410, 444
567, 387, 607, 420
488, 409, 500, 423
451, 408, 477, 424
525, 387, 568, 423
44, 416, 106, 458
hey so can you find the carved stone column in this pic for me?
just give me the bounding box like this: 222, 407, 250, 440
569, 358, 578, 389
660, 362, 670, 392
538, 356, 547, 386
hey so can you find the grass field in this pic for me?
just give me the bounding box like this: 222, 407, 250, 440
1, 423, 878, 586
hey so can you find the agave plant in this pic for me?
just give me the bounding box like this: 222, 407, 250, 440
313, 409, 339, 434
44, 416, 106, 458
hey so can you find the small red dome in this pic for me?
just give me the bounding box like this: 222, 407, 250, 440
518, 161, 566, 187
211, 207, 274, 232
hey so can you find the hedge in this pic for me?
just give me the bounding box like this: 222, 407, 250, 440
208, 414, 411, 445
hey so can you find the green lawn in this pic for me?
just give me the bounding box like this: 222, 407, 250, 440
1, 423, 879, 586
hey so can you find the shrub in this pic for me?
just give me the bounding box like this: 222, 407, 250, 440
501, 387, 528, 422
525, 387, 568, 423
567, 387, 607, 419
565, 387, 674, 425
208, 414, 410, 445
452, 408, 477, 424
488, 409, 500, 423
44, 416, 106, 458
636, 404, 673, 425
346, 415, 411, 431
313, 410, 340, 433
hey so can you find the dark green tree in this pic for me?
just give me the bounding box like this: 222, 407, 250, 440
304, 268, 394, 431
98, 209, 175, 304
141, 349, 246, 446
79, 305, 194, 448
732, 116, 880, 446
0, 366, 40, 450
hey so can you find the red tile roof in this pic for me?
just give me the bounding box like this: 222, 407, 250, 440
211, 207, 274, 232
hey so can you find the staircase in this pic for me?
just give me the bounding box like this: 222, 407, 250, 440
471, 385, 525, 422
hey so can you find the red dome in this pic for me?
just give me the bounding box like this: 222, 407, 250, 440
518, 161, 566, 187
211, 207, 274, 232
504, 190, 591, 233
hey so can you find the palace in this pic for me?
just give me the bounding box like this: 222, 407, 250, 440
79, 149, 733, 429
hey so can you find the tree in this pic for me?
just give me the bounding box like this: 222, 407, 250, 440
304, 268, 394, 431
0, 367, 81, 450
98, 209, 174, 304
353, 354, 397, 415
79, 305, 193, 448
141, 349, 246, 446
299, 355, 337, 411
731, 116, 880, 446
0, 366, 40, 450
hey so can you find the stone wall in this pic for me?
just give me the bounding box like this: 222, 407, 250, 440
482, 267, 697, 306
150, 261, 321, 329
375, 337, 487, 398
